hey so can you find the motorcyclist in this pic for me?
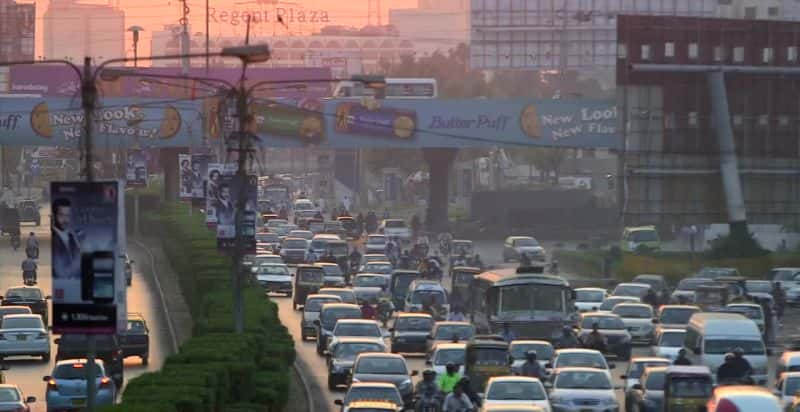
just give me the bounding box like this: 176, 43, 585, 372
519, 252, 532, 267
438, 232, 453, 255
415, 369, 442, 412
673, 349, 692, 365
21, 256, 37, 284
400, 250, 413, 270
25, 232, 39, 259
377, 288, 395, 327
438, 363, 462, 394
349, 248, 362, 268
773, 282, 786, 320
360, 300, 377, 320
557, 326, 580, 349
643, 288, 659, 307
583, 323, 607, 352
447, 304, 467, 322
716, 353, 739, 384
468, 254, 484, 271
730, 347, 753, 380
519, 350, 544, 378
442, 383, 473, 412
457, 377, 481, 408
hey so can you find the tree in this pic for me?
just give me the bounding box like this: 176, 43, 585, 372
515, 148, 572, 185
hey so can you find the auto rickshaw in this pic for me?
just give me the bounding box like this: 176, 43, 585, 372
337, 216, 360, 240
292, 264, 325, 310
390, 270, 420, 310
663, 365, 712, 412
17, 199, 40, 226
464, 337, 511, 395
449, 266, 480, 310
693, 284, 729, 311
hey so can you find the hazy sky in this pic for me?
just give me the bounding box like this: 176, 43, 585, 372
31, 0, 419, 59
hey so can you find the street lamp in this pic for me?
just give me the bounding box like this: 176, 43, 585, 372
128, 26, 144, 67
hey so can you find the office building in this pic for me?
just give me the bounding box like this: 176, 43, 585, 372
43, 0, 125, 62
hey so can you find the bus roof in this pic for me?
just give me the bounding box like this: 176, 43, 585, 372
474, 269, 570, 288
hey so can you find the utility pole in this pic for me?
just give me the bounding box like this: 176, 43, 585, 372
206, 0, 210, 74
180, 0, 191, 75
128, 26, 144, 67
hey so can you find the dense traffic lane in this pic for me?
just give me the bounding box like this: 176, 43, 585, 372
0, 215, 172, 411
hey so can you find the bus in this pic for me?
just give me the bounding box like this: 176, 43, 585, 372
332, 78, 437, 99
257, 177, 292, 210
468, 265, 576, 342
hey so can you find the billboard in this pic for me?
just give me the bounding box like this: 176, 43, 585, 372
179, 154, 191, 200
191, 154, 212, 206
205, 163, 237, 228
126, 149, 147, 187
216, 174, 257, 253
50, 181, 123, 334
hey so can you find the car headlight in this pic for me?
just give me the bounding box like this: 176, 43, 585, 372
399, 379, 412, 391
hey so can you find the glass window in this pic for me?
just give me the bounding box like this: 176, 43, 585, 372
785, 377, 800, 396
435, 325, 474, 340
354, 276, 386, 288
704, 339, 765, 355
334, 323, 381, 337
713, 46, 724, 62
665, 42, 675, 58
304, 298, 339, 312
733, 46, 745, 63
1, 316, 42, 329
658, 331, 686, 347
411, 290, 446, 305
612, 305, 653, 319
54, 363, 104, 379
627, 361, 670, 378
644, 371, 666, 390
487, 381, 545, 401
788, 47, 798, 62
768, 7, 779, 16
581, 316, 625, 329
6, 289, 42, 300
0, 388, 20, 402
334, 343, 384, 360
434, 349, 466, 365
641, 44, 651, 60
668, 378, 712, 397
554, 371, 612, 389
499, 284, 564, 313
355, 357, 407, 374
618, 43, 627, 59
394, 317, 433, 331
576, 290, 605, 302
556, 353, 607, 369
744, 7, 757, 19
688, 43, 699, 60
659, 308, 698, 324
510, 343, 554, 360
763, 48, 774, 63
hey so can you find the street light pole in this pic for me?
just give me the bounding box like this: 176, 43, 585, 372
128, 26, 144, 67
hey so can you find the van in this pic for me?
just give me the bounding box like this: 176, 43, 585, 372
621, 226, 661, 252
683, 312, 768, 385
311, 234, 339, 256
404, 280, 449, 320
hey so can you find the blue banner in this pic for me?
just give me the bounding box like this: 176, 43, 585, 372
0, 97, 205, 148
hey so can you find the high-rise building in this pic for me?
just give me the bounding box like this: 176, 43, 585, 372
389, 0, 469, 55
43, 0, 125, 62
0, 0, 35, 62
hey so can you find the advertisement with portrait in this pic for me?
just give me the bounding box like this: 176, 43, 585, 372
216, 174, 257, 253
50, 181, 123, 334
190, 154, 212, 206
126, 149, 148, 187
179, 154, 191, 200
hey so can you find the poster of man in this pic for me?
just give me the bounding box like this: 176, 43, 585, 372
51, 181, 120, 333
204, 163, 222, 228
179, 154, 192, 200
126, 149, 147, 187
190, 154, 211, 205
216, 174, 257, 252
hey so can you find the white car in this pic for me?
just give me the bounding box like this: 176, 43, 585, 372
620, 357, 671, 391
775, 372, 800, 408
549, 349, 611, 371
574, 288, 607, 312
771, 267, 800, 291
547, 367, 619, 412
0, 314, 49, 361
706, 386, 782, 412
611, 282, 652, 300
725, 303, 766, 335
327, 319, 385, 354
612, 303, 655, 344
509, 340, 554, 374
484, 376, 550, 412
255, 263, 292, 296
427, 342, 465, 376
336, 382, 404, 412
670, 278, 709, 303
366, 235, 388, 254
597, 296, 640, 313
502, 236, 546, 263
379, 219, 411, 242
650, 329, 686, 360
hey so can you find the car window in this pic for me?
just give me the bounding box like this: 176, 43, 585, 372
127, 320, 146, 332
5, 289, 41, 300
355, 357, 407, 374
634, 277, 663, 289
2, 316, 42, 329
612, 305, 652, 319
613, 285, 648, 297
554, 371, 612, 389
283, 239, 307, 249
576, 290, 605, 302
368, 237, 386, 244
513, 238, 538, 247
385, 221, 406, 228
644, 371, 666, 390
556, 353, 606, 369
487, 381, 545, 401
627, 361, 670, 378
668, 378, 711, 397
53, 363, 104, 379
345, 387, 402, 405
334, 343, 384, 360
321, 265, 343, 276
630, 230, 658, 242
599, 298, 635, 311
659, 308, 698, 324
395, 317, 433, 331
658, 331, 686, 347
785, 377, 800, 396
726, 305, 763, 320
365, 264, 393, 274
581, 317, 625, 329
510, 343, 554, 360
411, 290, 446, 305
354, 276, 386, 288
334, 323, 381, 338
0, 388, 20, 402
321, 308, 362, 330
304, 298, 340, 312
434, 349, 465, 366
435, 325, 474, 340
258, 265, 289, 275
704, 339, 765, 355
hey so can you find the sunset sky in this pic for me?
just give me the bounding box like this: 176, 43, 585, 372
29, 0, 420, 59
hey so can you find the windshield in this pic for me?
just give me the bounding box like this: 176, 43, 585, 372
644, 371, 666, 390
329, 244, 348, 255
321, 265, 343, 276
2, 317, 42, 329
323, 291, 356, 304
668, 378, 712, 397
394, 317, 433, 331
392, 275, 417, 294
345, 387, 402, 405
385, 220, 406, 228
510, 343, 554, 360
256, 233, 279, 242
435, 325, 474, 341
267, 220, 288, 228
555, 371, 612, 390
0, 388, 20, 402
599, 298, 635, 311
627, 361, 670, 378
658, 331, 686, 347
334, 342, 384, 360
613, 285, 648, 297
633, 277, 663, 289
772, 269, 799, 282
367, 236, 386, 245
283, 239, 307, 249
577, 290, 605, 302
311, 240, 328, 250
659, 308, 698, 324
746, 282, 772, 293
612, 305, 653, 319
365, 264, 393, 274
321, 308, 363, 330
298, 269, 324, 283
513, 238, 538, 247
258, 265, 289, 276
694, 290, 725, 304
704, 339, 765, 355
498, 284, 565, 313
5, 289, 41, 300
434, 349, 465, 365
54, 363, 104, 379
355, 357, 407, 374
411, 290, 447, 305
581, 316, 625, 329
466, 348, 508, 365
335, 323, 381, 337
677, 279, 707, 291
294, 202, 313, 210
487, 381, 545, 401
726, 305, 762, 319
555, 353, 606, 369
785, 378, 800, 396
304, 298, 340, 312
630, 230, 658, 242
354, 276, 386, 288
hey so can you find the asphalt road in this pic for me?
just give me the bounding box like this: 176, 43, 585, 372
274, 238, 800, 412
0, 215, 172, 411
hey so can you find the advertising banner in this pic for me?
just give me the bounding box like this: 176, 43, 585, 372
179, 154, 192, 200
190, 154, 212, 206
126, 149, 148, 187
216, 174, 257, 253
205, 163, 236, 228
51, 181, 121, 334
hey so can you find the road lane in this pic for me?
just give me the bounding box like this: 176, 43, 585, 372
0, 215, 172, 411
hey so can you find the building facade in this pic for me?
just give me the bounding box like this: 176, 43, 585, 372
43, 0, 125, 62
389, 0, 469, 56
0, 0, 35, 63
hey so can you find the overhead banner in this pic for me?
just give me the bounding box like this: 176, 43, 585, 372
126, 149, 147, 188
216, 174, 257, 253
0, 97, 202, 148
51, 181, 122, 334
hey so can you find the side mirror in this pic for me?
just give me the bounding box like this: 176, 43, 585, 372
42, 376, 51, 382
608, 363, 616, 370
620, 375, 627, 379
411, 370, 419, 376
425, 360, 432, 366
632, 383, 643, 391
25, 396, 35, 404
334, 400, 344, 406
652, 319, 659, 324
45, 296, 52, 300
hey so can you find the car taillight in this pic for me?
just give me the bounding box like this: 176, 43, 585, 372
47, 379, 57, 391
99, 377, 111, 388
715, 399, 740, 412
113, 349, 122, 360
36, 333, 47, 340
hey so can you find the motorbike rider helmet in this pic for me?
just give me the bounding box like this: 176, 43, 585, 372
733, 347, 744, 357
724, 352, 735, 361
423, 369, 436, 380
526, 350, 537, 360
446, 362, 457, 373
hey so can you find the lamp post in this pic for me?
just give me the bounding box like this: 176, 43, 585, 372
128, 26, 144, 67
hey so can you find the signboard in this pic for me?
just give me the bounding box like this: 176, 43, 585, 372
126, 149, 147, 187
216, 174, 257, 253
205, 163, 236, 228
191, 154, 212, 206
179, 154, 191, 200
51, 181, 122, 334
0, 97, 201, 147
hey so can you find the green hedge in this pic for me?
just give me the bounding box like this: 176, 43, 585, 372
108, 203, 294, 412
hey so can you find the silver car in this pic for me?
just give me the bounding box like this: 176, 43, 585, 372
350, 353, 417, 407
0, 384, 35, 411
547, 367, 619, 412
351, 274, 387, 304
650, 329, 686, 361
300, 294, 342, 341
611, 303, 655, 344
0, 314, 50, 361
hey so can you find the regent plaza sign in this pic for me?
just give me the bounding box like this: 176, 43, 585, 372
208, 6, 331, 25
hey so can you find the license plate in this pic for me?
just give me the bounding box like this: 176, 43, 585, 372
72, 399, 86, 406
580, 409, 593, 412
16, 335, 25, 341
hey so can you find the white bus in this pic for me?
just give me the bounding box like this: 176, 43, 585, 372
332, 78, 437, 99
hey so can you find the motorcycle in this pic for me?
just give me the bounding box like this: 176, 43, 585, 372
415, 389, 442, 412
22, 270, 36, 286
438, 239, 451, 257
9, 234, 20, 251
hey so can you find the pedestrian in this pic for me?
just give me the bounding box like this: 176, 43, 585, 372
716, 353, 738, 383
411, 214, 420, 240
759, 298, 774, 344
773, 282, 786, 320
